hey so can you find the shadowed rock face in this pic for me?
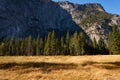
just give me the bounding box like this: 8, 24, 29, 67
0, 0, 83, 39
0, 0, 119, 42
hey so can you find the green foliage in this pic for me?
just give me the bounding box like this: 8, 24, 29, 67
44, 32, 52, 56
66, 32, 70, 54
0, 38, 9, 56
36, 35, 40, 56
26, 36, 33, 56
98, 37, 105, 48
79, 32, 86, 55
80, 12, 113, 29
20, 39, 25, 56
69, 31, 79, 55
108, 25, 120, 54
15, 39, 21, 56
98, 37, 108, 54
69, 32, 87, 55
93, 37, 98, 49
51, 31, 57, 55
9, 37, 16, 56
0, 30, 118, 56
60, 37, 65, 55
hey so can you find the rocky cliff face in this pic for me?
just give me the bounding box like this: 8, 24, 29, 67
0, 0, 82, 39
58, 1, 120, 42
0, 0, 120, 42
110, 15, 120, 25
58, 1, 105, 23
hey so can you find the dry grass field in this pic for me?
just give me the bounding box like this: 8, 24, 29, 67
0, 55, 120, 80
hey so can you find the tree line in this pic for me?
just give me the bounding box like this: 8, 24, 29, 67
0, 26, 120, 56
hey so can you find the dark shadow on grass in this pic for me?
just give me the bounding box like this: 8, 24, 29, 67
100, 62, 120, 70
0, 62, 77, 73
81, 61, 120, 70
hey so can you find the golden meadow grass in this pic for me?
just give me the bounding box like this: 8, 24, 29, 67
0, 55, 120, 80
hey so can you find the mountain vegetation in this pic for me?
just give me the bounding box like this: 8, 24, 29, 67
80, 11, 113, 29
108, 25, 120, 54
0, 25, 119, 56
0, 0, 120, 55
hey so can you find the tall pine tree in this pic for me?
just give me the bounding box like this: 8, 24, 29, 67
36, 35, 40, 56
9, 37, 16, 56
51, 31, 56, 55
26, 36, 33, 56
108, 25, 120, 54
79, 32, 86, 55
44, 32, 51, 55
0, 38, 9, 56
66, 32, 70, 55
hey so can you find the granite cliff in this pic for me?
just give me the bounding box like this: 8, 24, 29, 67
58, 1, 120, 42
0, 0, 120, 42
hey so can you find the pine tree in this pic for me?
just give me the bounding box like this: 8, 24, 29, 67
32, 39, 36, 56
26, 36, 33, 56
85, 41, 94, 55
20, 39, 25, 56
0, 38, 9, 56
73, 32, 78, 55
36, 35, 40, 56
98, 37, 108, 54
79, 32, 86, 55
51, 31, 56, 55
93, 37, 98, 54
66, 32, 70, 55
98, 37, 105, 48
44, 32, 51, 55
40, 38, 44, 55
55, 38, 60, 55
69, 37, 74, 55
108, 25, 120, 54
9, 37, 16, 56
93, 37, 97, 48
74, 32, 81, 56
15, 39, 21, 56
60, 37, 65, 55
70, 31, 80, 56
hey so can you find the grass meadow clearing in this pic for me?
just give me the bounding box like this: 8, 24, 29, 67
0, 55, 120, 80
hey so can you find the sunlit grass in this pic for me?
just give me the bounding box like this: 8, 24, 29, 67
0, 55, 120, 80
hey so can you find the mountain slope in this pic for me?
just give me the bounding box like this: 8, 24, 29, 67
58, 1, 120, 42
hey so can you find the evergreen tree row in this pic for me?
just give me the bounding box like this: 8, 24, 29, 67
0, 26, 119, 56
